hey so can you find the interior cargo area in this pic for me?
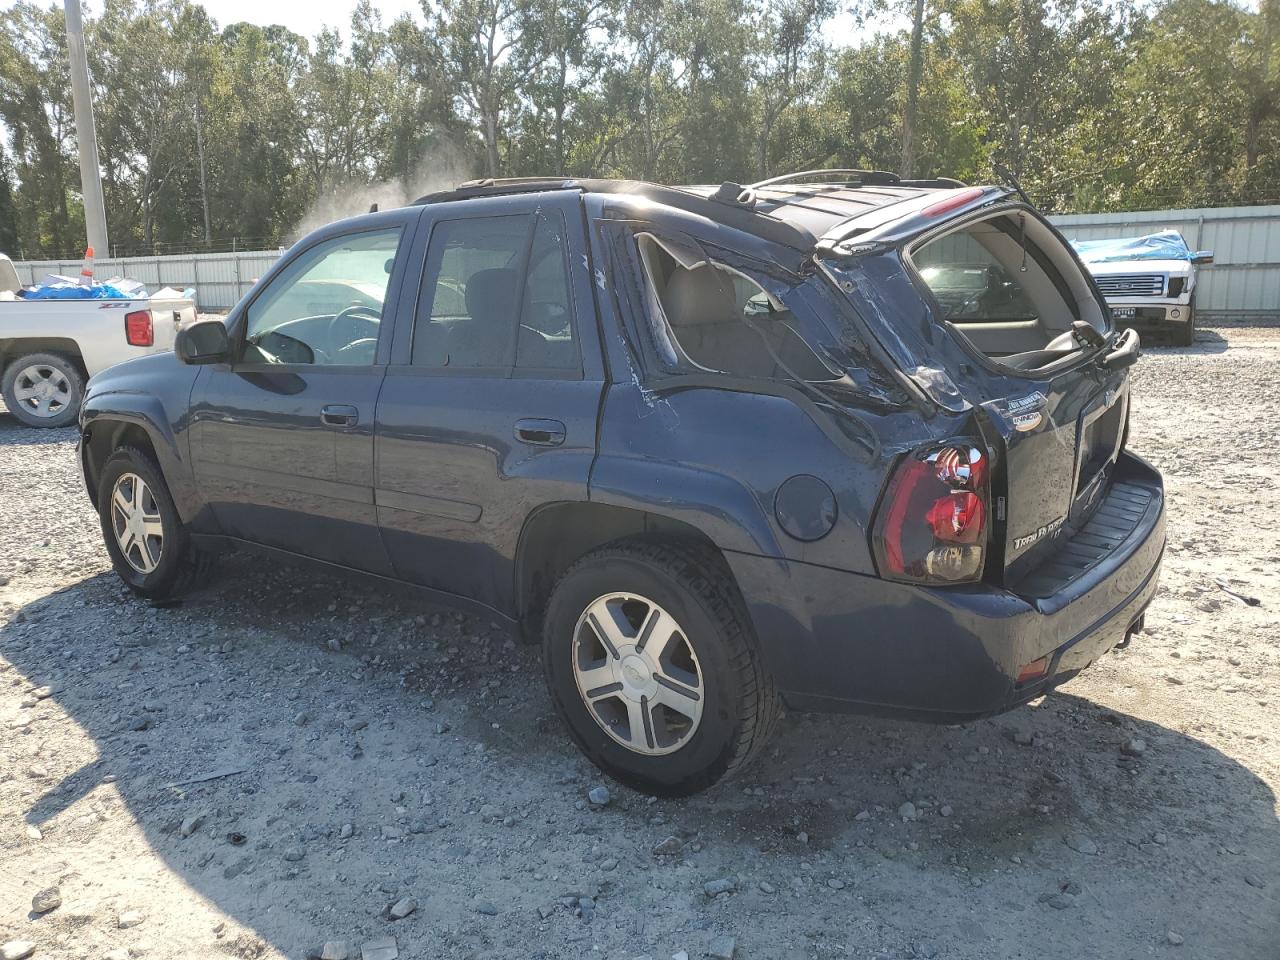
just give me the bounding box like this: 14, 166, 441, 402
910, 211, 1110, 372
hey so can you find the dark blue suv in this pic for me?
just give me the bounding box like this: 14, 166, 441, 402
78, 172, 1164, 795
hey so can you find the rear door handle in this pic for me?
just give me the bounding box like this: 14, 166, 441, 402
515, 418, 566, 446
321, 404, 359, 427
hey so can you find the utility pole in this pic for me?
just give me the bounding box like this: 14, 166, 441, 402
64, 0, 109, 253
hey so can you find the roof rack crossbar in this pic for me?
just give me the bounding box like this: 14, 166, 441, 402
749, 169, 902, 189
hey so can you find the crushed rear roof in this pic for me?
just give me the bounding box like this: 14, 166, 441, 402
414, 177, 962, 251
681, 183, 938, 243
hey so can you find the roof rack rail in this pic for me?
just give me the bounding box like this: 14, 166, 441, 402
413, 177, 580, 205
749, 169, 902, 189
900, 177, 968, 188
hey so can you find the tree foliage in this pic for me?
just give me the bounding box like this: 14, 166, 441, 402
0, 0, 1275, 257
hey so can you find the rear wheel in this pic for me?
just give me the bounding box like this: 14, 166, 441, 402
2, 352, 84, 428
97, 446, 209, 599
542, 538, 779, 796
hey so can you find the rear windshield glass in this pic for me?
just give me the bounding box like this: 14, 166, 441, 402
913, 219, 1046, 324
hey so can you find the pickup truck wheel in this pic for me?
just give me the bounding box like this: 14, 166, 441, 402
97, 446, 209, 599
542, 539, 780, 796
2, 353, 84, 428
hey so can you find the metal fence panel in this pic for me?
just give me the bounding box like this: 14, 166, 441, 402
11, 204, 1280, 318
11, 249, 284, 312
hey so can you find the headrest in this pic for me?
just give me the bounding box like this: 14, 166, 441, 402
663, 264, 740, 328
464, 268, 518, 322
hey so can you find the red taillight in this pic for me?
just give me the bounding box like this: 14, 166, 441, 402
873, 442, 990, 584
923, 187, 987, 218
125, 310, 153, 347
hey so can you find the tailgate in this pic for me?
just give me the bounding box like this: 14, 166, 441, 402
989, 362, 1131, 584
148, 298, 196, 350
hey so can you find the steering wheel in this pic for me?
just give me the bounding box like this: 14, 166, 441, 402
325, 304, 382, 355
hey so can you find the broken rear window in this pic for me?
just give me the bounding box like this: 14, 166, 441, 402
634, 233, 834, 382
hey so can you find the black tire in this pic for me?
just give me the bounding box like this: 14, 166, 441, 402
2, 352, 85, 428
542, 537, 780, 796
1173, 294, 1196, 346
97, 445, 210, 599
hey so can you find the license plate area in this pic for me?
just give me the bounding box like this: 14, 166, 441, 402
1074, 387, 1128, 504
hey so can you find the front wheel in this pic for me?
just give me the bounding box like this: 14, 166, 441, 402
2, 352, 85, 428
542, 539, 779, 796
97, 446, 209, 599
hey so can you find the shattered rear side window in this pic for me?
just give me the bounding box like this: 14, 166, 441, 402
634, 233, 836, 382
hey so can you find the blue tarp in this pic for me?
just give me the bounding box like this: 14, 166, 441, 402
1071, 230, 1193, 264
21, 280, 133, 300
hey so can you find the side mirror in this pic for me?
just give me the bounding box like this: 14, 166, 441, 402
1191, 251, 1214, 265
176, 319, 230, 365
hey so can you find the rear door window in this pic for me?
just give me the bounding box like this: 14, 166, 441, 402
412, 212, 578, 372
634, 233, 831, 382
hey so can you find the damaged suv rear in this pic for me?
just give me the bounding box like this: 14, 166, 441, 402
79, 170, 1164, 796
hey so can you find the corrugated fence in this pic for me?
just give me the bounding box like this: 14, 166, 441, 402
11, 204, 1280, 318
11, 249, 284, 312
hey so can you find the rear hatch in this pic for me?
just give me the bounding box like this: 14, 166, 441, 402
819, 195, 1134, 587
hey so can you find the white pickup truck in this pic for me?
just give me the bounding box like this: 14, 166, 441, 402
1072, 230, 1214, 347
1, 253, 197, 428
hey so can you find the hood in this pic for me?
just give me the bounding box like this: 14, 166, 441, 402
1086, 258, 1193, 278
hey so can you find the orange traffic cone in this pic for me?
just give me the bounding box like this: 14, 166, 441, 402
79, 246, 95, 287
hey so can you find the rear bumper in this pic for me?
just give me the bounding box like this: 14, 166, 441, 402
728, 451, 1165, 721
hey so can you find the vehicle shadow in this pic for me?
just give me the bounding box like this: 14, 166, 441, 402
2, 556, 1278, 960
1140, 327, 1228, 353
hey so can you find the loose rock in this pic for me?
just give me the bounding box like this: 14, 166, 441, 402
1121, 737, 1147, 757
319, 943, 350, 960
703, 877, 736, 897
1065, 833, 1098, 855
387, 897, 417, 920
898, 801, 918, 821
31, 886, 61, 914
587, 785, 611, 806
1, 942, 35, 960
360, 938, 398, 960
708, 935, 736, 959
117, 910, 145, 928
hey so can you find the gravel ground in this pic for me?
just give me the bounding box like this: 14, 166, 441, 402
1, 324, 1277, 960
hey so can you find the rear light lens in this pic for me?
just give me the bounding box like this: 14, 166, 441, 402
873, 442, 990, 584
125, 310, 153, 347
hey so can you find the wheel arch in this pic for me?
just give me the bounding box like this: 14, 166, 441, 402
514, 501, 735, 640
80, 406, 198, 521
0, 338, 89, 382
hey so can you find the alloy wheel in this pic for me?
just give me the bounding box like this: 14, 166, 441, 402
12, 363, 72, 419
571, 592, 704, 756
110, 472, 164, 575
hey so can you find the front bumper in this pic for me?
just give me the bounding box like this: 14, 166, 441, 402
728, 452, 1165, 721
1109, 302, 1192, 328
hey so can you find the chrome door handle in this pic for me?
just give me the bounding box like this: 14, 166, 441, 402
321, 404, 359, 427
